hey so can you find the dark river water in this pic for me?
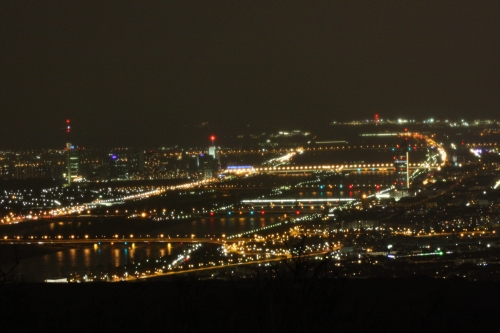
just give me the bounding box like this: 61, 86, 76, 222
2, 215, 282, 282
10, 242, 178, 282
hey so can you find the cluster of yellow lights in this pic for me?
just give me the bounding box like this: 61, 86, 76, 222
467, 142, 498, 147
226, 163, 440, 173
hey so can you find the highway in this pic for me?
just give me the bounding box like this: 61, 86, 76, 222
224, 163, 441, 174
125, 250, 333, 282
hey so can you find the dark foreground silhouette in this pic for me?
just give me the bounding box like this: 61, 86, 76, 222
1, 278, 499, 332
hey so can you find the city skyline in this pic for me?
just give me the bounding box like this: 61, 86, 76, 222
1, 2, 499, 149
0, 115, 495, 151
2, 3, 500, 327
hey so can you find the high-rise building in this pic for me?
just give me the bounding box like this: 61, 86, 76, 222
109, 153, 129, 180
208, 146, 216, 159
195, 154, 217, 179
394, 144, 409, 189
66, 144, 80, 185
128, 149, 144, 175
65, 120, 79, 185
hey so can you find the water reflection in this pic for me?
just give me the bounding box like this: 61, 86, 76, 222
124, 248, 129, 265
8, 215, 298, 281
83, 247, 91, 268
113, 248, 120, 267
69, 248, 77, 264
14, 243, 179, 282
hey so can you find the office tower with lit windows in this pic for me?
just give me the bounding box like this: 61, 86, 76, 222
65, 120, 79, 185
66, 143, 79, 185
108, 153, 128, 180
208, 146, 217, 159
393, 143, 409, 190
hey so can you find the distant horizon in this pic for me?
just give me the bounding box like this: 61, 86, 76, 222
0, 116, 497, 151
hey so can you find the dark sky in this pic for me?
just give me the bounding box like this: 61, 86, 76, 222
1, 1, 499, 149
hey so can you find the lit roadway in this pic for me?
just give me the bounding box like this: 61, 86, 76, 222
413, 230, 496, 238
123, 248, 339, 282
223, 163, 441, 174
226, 132, 447, 175
3, 237, 258, 245
4, 178, 218, 224
242, 198, 356, 204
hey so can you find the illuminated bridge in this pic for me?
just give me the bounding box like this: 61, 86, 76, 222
224, 163, 441, 174
241, 198, 356, 204
3, 237, 250, 245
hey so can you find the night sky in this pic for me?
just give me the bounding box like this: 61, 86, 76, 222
1, 1, 499, 149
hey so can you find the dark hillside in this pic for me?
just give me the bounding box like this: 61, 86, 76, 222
1, 278, 498, 332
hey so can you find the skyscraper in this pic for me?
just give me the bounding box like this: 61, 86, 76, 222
208, 146, 216, 159
65, 119, 79, 185
393, 142, 409, 190
66, 147, 79, 185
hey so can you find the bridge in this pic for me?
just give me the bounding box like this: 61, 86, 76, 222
212, 198, 355, 216
241, 198, 356, 204
224, 163, 441, 174
2, 236, 253, 245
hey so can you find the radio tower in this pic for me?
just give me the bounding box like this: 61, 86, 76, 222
66, 119, 72, 149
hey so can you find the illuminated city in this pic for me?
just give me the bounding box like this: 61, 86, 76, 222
1, 117, 500, 284
2, 1, 500, 331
